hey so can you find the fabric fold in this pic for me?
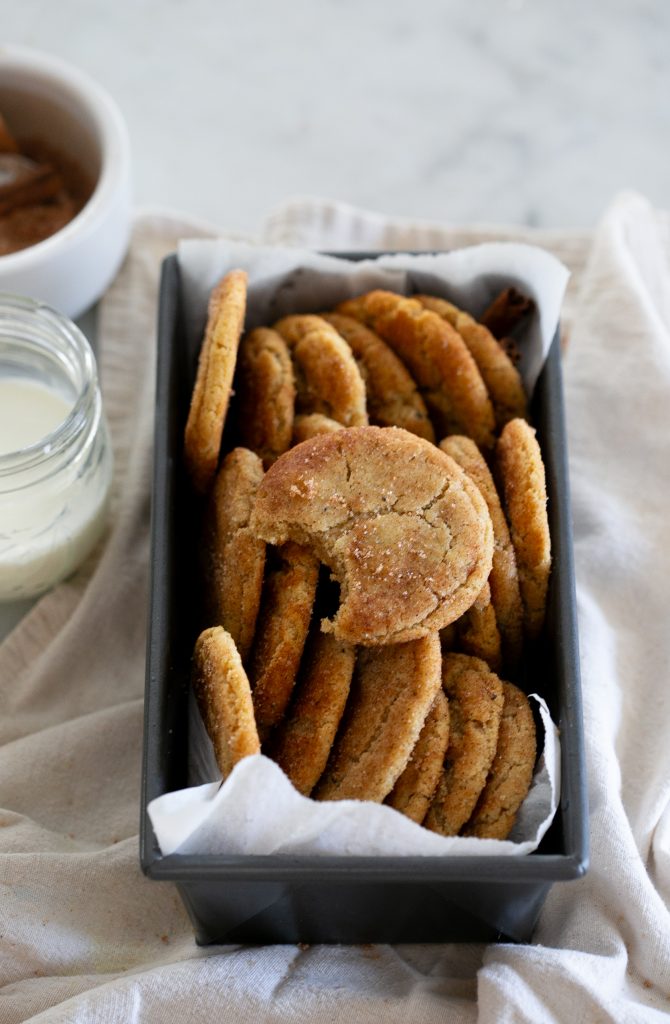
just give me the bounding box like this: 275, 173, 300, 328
1, 193, 669, 1022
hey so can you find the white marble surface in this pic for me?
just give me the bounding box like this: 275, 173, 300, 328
1, 0, 668, 637
3, 0, 669, 235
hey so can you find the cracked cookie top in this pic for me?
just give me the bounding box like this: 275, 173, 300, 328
250, 426, 494, 645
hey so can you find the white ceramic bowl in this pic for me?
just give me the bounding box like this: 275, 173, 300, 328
0, 45, 131, 318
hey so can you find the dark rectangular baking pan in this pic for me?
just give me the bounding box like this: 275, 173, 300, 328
140, 252, 588, 945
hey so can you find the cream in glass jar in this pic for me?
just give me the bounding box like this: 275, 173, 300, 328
0, 295, 113, 600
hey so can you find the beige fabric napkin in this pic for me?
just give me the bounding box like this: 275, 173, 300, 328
1, 193, 669, 1022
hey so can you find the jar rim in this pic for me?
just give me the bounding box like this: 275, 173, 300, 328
0, 293, 98, 476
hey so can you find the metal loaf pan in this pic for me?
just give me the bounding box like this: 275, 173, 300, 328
140, 252, 588, 945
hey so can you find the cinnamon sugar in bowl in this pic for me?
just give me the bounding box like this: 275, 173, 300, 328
0, 45, 131, 318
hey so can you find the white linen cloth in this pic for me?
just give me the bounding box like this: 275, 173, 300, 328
1, 192, 669, 1022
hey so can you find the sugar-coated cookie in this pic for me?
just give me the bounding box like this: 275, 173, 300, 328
424, 653, 503, 836
440, 435, 523, 669
184, 270, 247, 493
192, 626, 260, 780
234, 327, 295, 466
415, 294, 527, 428
462, 680, 536, 840
337, 291, 495, 448
496, 418, 551, 640
269, 633, 355, 796
323, 312, 435, 442
315, 633, 442, 803
386, 689, 450, 823
292, 412, 344, 444
202, 448, 265, 663
456, 582, 503, 673
250, 426, 494, 645
249, 542, 319, 740
274, 314, 368, 428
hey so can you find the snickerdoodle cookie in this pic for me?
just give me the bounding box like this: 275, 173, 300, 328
248, 542, 319, 740
292, 412, 344, 444
386, 688, 450, 824
234, 327, 295, 467
496, 418, 551, 640
462, 681, 536, 840
269, 633, 355, 796
250, 426, 494, 646
337, 291, 495, 448
274, 314, 368, 428
414, 294, 527, 428
184, 270, 247, 493
192, 626, 260, 780
456, 582, 503, 673
424, 654, 503, 836
439, 435, 523, 668
322, 312, 435, 442
315, 633, 442, 803
202, 447, 266, 664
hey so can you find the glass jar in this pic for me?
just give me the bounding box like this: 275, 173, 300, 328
0, 294, 113, 600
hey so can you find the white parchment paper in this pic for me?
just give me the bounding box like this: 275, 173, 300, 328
147, 239, 569, 858
150, 695, 559, 857
177, 239, 569, 392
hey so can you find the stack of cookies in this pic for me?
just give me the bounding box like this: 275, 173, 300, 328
184, 269, 549, 842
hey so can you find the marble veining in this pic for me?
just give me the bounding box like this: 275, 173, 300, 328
2, 0, 669, 235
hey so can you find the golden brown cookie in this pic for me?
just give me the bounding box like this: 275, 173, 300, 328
424, 653, 503, 836
322, 312, 435, 442
496, 418, 551, 640
480, 287, 534, 340
250, 426, 494, 646
269, 633, 355, 796
248, 542, 319, 740
456, 582, 502, 673
184, 270, 247, 493
315, 633, 442, 803
234, 327, 295, 467
386, 689, 450, 823
462, 681, 537, 840
191, 626, 260, 780
274, 314, 368, 428
202, 448, 266, 664
415, 294, 527, 427
292, 412, 344, 444
337, 291, 495, 448
439, 435, 523, 669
